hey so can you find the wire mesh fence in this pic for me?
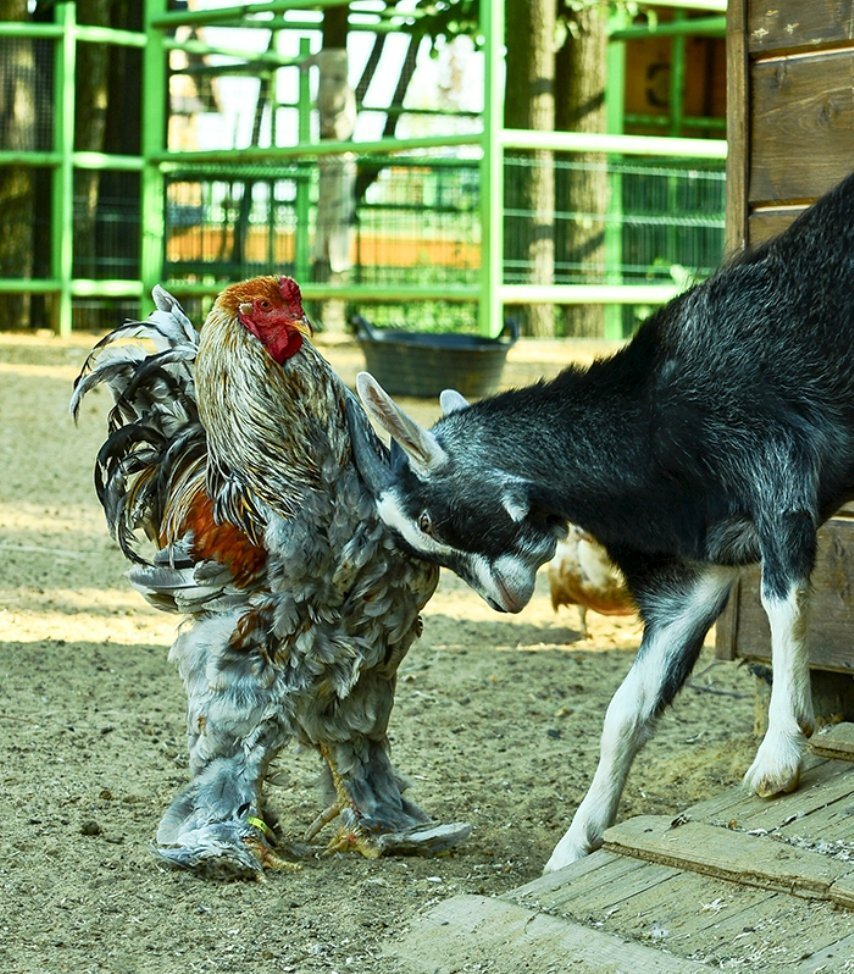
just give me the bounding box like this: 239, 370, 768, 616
159, 152, 724, 335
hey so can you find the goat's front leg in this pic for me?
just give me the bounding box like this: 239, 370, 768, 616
544, 565, 734, 873
744, 511, 816, 798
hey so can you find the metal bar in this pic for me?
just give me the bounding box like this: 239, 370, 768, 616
500, 284, 686, 305
604, 13, 628, 340
152, 132, 480, 166
70, 279, 145, 297
0, 151, 62, 166
624, 113, 726, 130
51, 2, 76, 336
479, 0, 503, 337
140, 0, 169, 307
636, 0, 726, 11
162, 37, 302, 68
0, 21, 147, 45
294, 36, 312, 283
0, 151, 144, 169
72, 152, 145, 171
150, 0, 352, 29
74, 24, 148, 47
670, 11, 687, 136
160, 282, 480, 302
0, 22, 64, 38
162, 156, 477, 179
610, 16, 726, 40
0, 279, 144, 296
0, 279, 62, 293
159, 16, 418, 35
501, 129, 727, 158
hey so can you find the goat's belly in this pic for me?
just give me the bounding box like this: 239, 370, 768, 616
704, 516, 760, 566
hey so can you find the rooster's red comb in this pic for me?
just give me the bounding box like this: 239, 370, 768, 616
278, 277, 304, 317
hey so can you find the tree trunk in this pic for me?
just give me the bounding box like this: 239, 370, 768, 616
73, 0, 111, 281
504, 0, 555, 337
310, 6, 355, 334
555, 1, 609, 337
0, 0, 35, 326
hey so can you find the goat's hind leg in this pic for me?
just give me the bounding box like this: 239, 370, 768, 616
544, 563, 735, 873
744, 509, 817, 798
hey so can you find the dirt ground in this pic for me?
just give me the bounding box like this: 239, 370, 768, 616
0, 329, 759, 974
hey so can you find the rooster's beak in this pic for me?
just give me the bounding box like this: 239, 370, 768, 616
297, 315, 314, 337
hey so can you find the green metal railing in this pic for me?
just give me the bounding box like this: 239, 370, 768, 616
0, 0, 727, 336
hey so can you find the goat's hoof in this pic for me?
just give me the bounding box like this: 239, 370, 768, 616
756, 773, 800, 798
747, 765, 800, 799
798, 717, 816, 739
543, 833, 600, 873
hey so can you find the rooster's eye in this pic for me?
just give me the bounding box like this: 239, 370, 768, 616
258, 299, 272, 311
418, 512, 433, 536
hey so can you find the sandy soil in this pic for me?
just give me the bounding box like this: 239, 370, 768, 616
0, 330, 758, 974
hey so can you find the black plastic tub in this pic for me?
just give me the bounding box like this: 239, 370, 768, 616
352, 315, 518, 399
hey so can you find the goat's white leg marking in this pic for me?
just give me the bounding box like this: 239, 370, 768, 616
744, 583, 814, 798
544, 568, 734, 873
545, 660, 656, 871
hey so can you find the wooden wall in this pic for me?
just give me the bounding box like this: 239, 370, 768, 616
717, 1, 854, 679
725, 0, 854, 251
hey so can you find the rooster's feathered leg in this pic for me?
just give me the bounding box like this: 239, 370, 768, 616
153, 615, 299, 876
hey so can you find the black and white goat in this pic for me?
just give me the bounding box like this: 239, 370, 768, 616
347, 171, 854, 873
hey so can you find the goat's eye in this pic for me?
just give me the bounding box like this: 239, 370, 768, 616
418, 512, 433, 536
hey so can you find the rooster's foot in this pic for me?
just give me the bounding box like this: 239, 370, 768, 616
304, 801, 342, 842
323, 824, 383, 859
323, 821, 472, 859
154, 817, 302, 878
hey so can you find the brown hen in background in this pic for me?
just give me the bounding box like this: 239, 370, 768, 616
547, 524, 636, 638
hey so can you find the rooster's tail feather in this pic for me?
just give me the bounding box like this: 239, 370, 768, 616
73, 288, 205, 565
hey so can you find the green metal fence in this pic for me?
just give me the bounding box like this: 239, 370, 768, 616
0, 1, 727, 338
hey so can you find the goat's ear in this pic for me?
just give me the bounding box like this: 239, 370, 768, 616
356, 372, 448, 475
501, 479, 532, 523
439, 388, 469, 415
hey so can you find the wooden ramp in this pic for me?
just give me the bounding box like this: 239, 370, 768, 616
388, 724, 854, 973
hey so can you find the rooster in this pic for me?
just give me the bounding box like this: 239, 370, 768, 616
71, 276, 469, 876
547, 524, 636, 638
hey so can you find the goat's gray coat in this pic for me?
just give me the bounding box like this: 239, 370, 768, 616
350, 171, 854, 871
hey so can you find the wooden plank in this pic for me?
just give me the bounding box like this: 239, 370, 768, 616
506, 849, 622, 904
831, 873, 854, 909
776, 799, 854, 846
537, 856, 651, 911
632, 877, 777, 945
714, 578, 740, 662
747, 0, 854, 56
717, 514, 854, 667
796, 931, 854, 973
746, 206, 808, 245
679, 755, 847, 831
558, 862, 681, 916
726, 0, 750, 255
676, 891, 854, 968
386, 893, 714, 974
603, 815, 852, 906
748, 51, 854, 206
720, 518, 854, 672
810, 722, 854, 761
728, 761, 854, 833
